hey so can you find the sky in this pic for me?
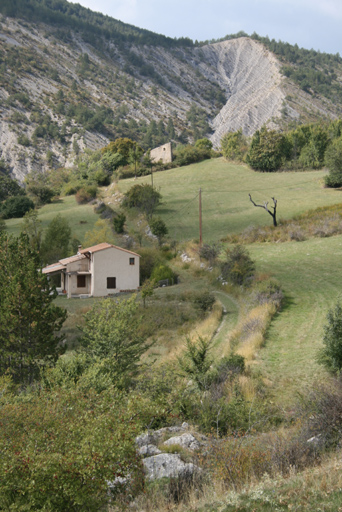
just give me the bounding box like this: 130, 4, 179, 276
68, 0, 342, 55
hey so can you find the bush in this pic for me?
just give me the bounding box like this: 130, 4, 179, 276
150, 217, 168, 246
123, 184, 161, 219
193, 290, 216, 312
246, 127, 287, 172
113, 212, 126, 233
173, 144, 211, 166
199, 242, 221, 266
324, 136, 342, 187
151, 264, 176, 283
221, 245, 255, 286
75, 185, 97, 204
137, 247, 164, 284
221, 129, 248, 162
0, 196, 35, 219
0, 385, 145, 510
27, 183, 55, 205
317, 301, 342, 373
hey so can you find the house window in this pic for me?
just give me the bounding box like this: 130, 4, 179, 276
107, 277, 116, 289
77, 275, 86, 288
129, 257, 135, 265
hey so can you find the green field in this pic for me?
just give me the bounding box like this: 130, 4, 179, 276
118, 158, 342, 242
5, 160, 342, 404
249, 236, 342, 402
5, 195, 99, 241
119, 158, 342, 401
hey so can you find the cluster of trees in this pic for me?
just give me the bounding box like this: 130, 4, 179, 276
221, 120, 342, 185
0, 0, 193, 49
0, 174, 35, 220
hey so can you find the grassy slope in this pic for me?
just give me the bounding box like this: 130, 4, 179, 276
5, 195, 98, 242
118, 159, 342, 402
118, 158, 342, 242
249, 236, 342, 403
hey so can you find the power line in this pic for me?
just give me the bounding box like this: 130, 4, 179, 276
164, 192, 200, 223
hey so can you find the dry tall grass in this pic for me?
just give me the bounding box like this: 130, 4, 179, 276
224, 203, 342, 244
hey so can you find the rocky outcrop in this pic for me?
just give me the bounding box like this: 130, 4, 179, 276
198, 38, 286, 144
0, 17, 340, 180
136, 423, 206, 480
143, 454, 197, 480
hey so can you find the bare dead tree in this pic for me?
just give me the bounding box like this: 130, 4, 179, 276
249, 194, 278, 226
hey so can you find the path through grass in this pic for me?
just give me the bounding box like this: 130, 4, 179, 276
248, 235, 342, 404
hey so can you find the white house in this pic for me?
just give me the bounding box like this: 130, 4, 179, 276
42, 242, 140, 298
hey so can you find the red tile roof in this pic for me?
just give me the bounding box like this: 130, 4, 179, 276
42, 242, 140, 274
59, 254, 86, 265
80, 243, 140, 257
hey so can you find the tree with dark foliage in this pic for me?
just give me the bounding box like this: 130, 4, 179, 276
0, 233, 67, 384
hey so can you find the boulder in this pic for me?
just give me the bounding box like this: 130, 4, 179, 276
138, 444, 162, 457
163, 433, 202, 452
142, 453, 198, 480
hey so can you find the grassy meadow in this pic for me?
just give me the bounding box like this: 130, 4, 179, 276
5, 159, 342, 404
5, 195, 99, 241
248, 235, 342, 403
117, 158, 342, 242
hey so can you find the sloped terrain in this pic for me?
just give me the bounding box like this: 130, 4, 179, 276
0, 9, 341, 181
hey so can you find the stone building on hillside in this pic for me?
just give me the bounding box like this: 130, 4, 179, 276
150, 142, 173, 164
42, 243, 140, 298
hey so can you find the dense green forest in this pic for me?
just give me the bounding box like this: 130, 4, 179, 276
0, 0, 193, 48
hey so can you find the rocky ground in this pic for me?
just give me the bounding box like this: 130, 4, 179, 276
0, 16, 339, 180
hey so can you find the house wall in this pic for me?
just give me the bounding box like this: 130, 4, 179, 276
67, 274, 91, 297
66, 259, 91, 297
91, 248, 140, 296
150, 142, 172, 164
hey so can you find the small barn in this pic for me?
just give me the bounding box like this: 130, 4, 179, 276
42, 243, 140, 298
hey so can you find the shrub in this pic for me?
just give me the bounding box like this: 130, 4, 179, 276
151, 264, 176, 283
150, 217, 168, 246
221, 129, 248, 161
123, 184, 161, 219
178, 336, 213, 391
113, 212, 126, 233
173, 144, 211, 166
317, 301, 342, 373
246, 127, 287, 172
221, 245, 255, 286
0, 385, 145, 510
75, 185, 97, 204
27, 183, 55, 205
193, 290, 216, 312
137, 247, 164, 284
0, 196, 35, 219
199, 242, 221, 266
324, 136, 342, 187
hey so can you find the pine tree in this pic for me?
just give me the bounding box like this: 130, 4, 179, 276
0, 233, 67, 383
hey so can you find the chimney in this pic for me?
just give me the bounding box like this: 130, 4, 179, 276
77, 245, 82, 255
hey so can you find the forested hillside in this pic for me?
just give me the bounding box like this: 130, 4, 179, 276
0, 0, 342, 180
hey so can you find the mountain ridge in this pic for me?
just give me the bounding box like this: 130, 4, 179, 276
0, 3, 342, 181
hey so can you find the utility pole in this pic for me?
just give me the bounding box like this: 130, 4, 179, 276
199, 188, 202, 247
134, 142, 137, 180
151, 164, 153, 188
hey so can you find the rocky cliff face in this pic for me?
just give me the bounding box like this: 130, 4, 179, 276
0, 17, 339, 181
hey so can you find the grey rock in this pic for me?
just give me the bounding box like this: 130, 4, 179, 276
142, 453, 198, 480
138, 444, 162, 457
135, 432, 159, 448
163, 433, 202, 452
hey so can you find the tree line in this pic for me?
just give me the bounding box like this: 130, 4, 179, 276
0, 0, 193, 49
221, 119, 342, 186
